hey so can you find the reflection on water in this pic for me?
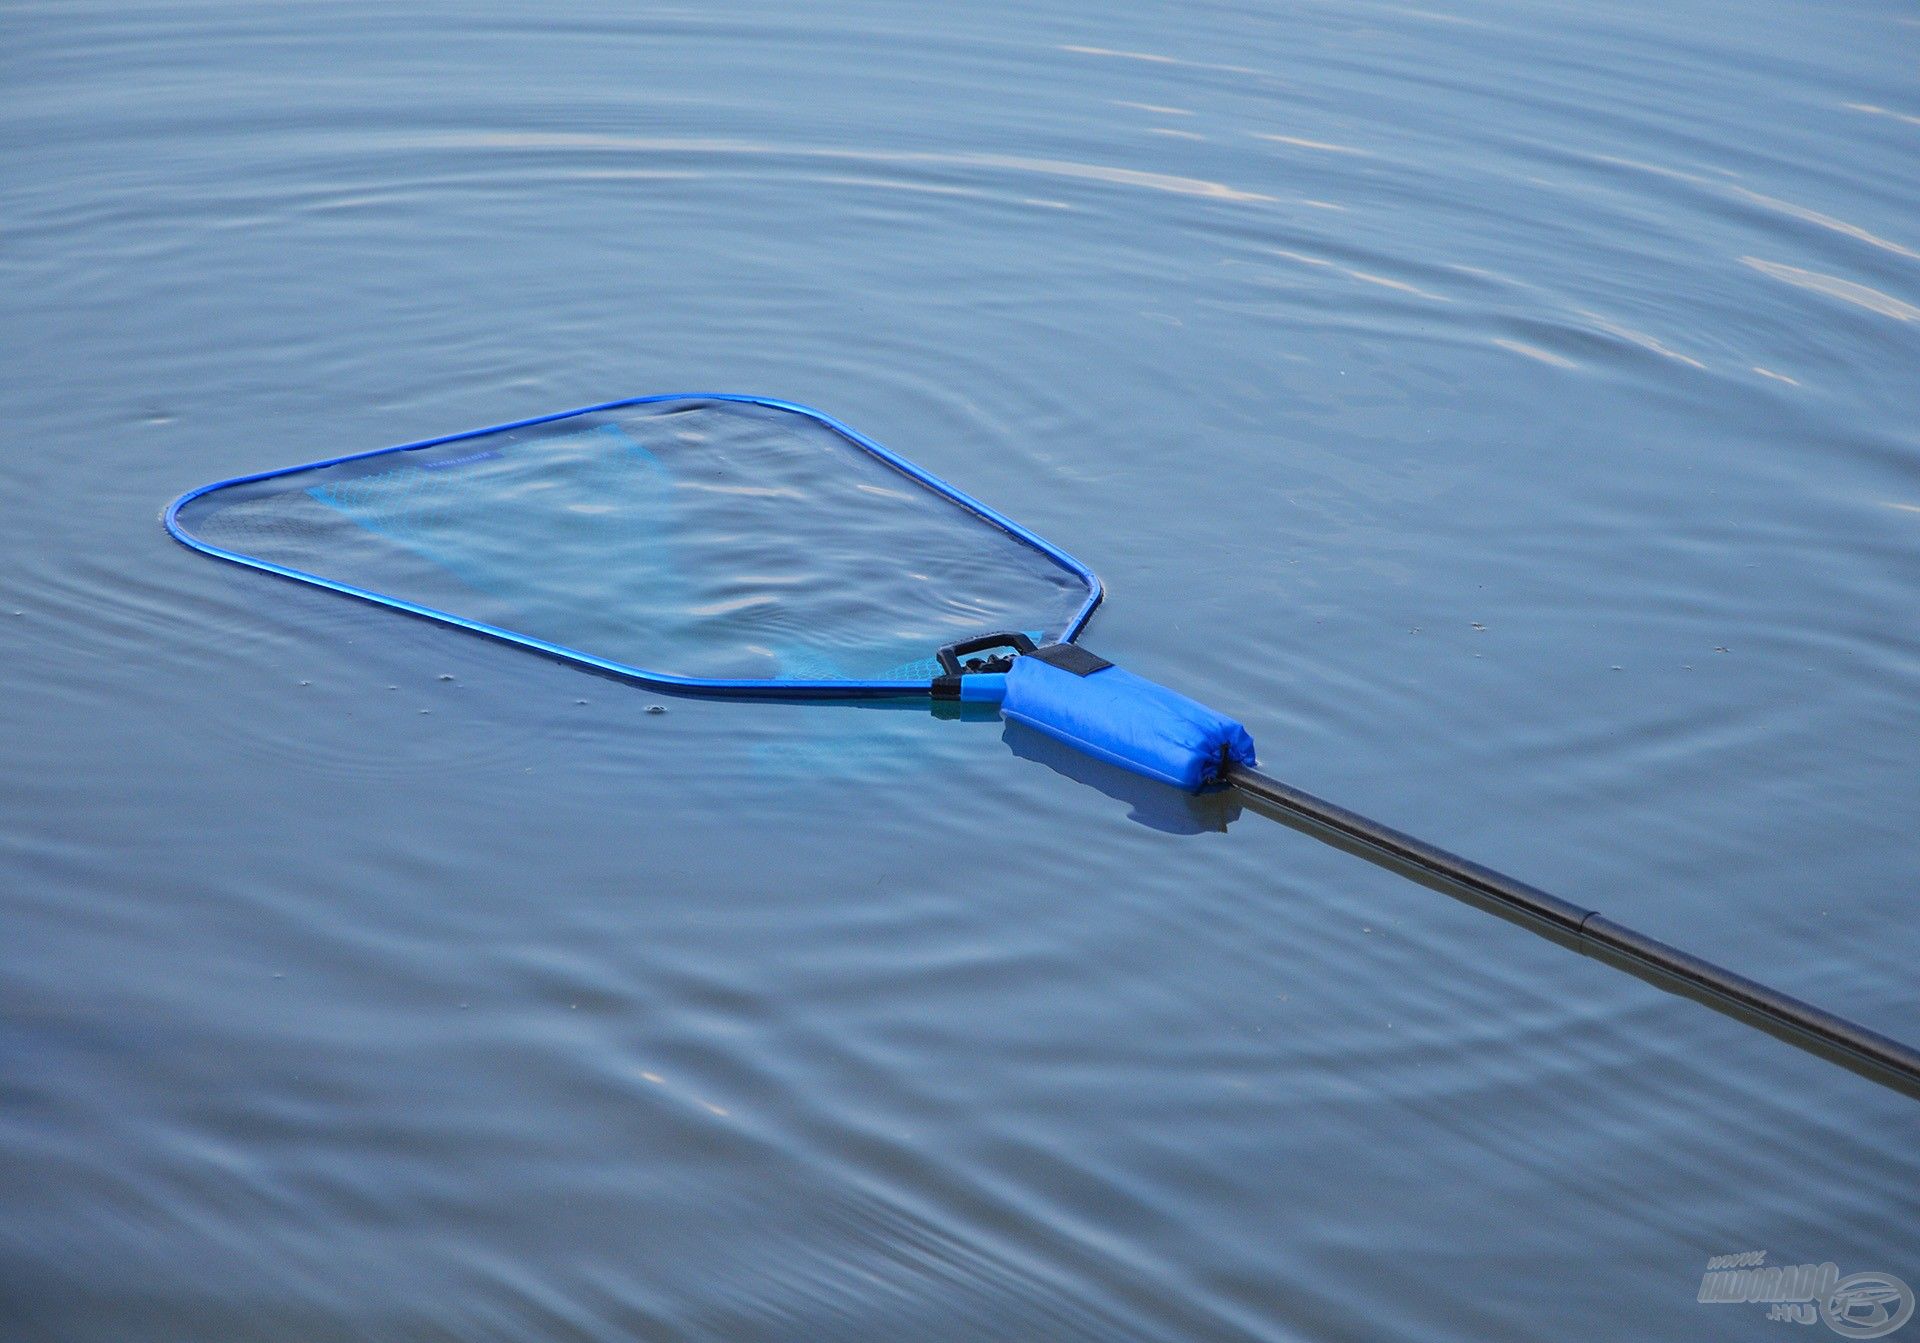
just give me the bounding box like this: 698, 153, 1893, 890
437, 130, 1284, 204
1741, 257, 1920, 321
3, 0, 1917, 1338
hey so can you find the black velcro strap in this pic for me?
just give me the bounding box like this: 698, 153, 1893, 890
1027, 643, 1113, 677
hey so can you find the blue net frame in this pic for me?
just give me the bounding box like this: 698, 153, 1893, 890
165, 394, 1104, 698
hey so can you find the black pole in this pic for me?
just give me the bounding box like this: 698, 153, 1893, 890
1224, 762, 1920, 1095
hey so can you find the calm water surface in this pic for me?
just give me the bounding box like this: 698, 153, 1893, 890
4, 1, 1917, 1339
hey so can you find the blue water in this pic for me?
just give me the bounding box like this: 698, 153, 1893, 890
4, 1, 1917, 1339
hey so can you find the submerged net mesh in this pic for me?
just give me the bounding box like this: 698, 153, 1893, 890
172, 398, 1094, 687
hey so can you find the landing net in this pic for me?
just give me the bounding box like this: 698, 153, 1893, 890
168, 396, 1100, 694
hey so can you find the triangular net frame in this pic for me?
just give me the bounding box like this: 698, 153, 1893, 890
168, 395, 1101, 696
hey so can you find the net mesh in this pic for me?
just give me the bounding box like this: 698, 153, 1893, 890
172, 398, 1093, 687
